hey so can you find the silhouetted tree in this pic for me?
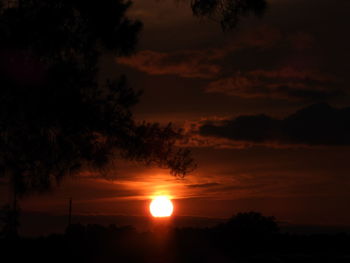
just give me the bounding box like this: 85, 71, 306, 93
190, 0, 267, 30
0, 204, 19, 239
0, 0, 195, 237
215, 212, 279, 255
224, 211, 279, 237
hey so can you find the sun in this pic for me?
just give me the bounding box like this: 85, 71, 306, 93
150, 196, 174, 217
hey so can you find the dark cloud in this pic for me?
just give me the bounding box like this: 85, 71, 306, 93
205, 68, 342, 101
116, 25, 281, 79
117, 49, 222, 78
288, 32, 315, 51
187, 182, 220, 188
198, 103, 350, 146
0, 178, 8, 185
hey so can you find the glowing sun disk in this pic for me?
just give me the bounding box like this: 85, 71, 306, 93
150, 196, 173, 217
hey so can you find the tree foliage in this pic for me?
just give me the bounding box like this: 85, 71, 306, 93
0, 0, 196, 195
190, 0, 267, 30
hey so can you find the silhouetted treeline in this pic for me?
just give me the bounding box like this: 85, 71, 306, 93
1, 212, 349, 263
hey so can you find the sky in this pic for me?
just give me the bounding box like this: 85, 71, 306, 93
8, 0, 350, 232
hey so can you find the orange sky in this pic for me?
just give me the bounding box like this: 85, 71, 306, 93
4, 0, 350, 230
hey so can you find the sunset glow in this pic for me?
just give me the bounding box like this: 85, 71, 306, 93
149, 196, 174, 217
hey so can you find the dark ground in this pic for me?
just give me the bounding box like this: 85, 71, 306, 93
1, 212, 350, 263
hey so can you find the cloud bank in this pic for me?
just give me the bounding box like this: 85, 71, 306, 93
195, 103, 350, 147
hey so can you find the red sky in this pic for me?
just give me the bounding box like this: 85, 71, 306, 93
5, 0, 350, 230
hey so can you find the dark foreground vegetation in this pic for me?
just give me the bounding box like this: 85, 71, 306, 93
1, 212, 349, 263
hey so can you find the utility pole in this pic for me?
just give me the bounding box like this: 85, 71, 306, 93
10, 188, 19, 239
68, 197, 72, 226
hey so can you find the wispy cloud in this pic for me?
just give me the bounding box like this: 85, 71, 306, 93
117, 49, 223, 78
205, 67, 341, 101
117, 25, 281, 79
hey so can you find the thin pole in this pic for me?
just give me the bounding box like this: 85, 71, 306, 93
12, 187, 18, 238
68, 197, 72, 226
